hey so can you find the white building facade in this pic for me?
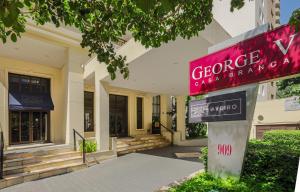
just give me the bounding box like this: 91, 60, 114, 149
0, 0, 281, 150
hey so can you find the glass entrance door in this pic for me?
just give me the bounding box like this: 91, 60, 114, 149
109, 94, 128, 137
152, 96, 161, 134
32, 112, 48, 142
9, 111, 49, 144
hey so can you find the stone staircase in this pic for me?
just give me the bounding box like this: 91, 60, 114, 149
0, 144, 116, 189
117, 134, 171, 155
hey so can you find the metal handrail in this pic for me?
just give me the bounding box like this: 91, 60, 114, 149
0, 131, 4, 179
73, 129, 86, 164
159, 123, 175, 146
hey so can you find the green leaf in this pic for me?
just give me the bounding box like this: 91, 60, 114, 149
10, 33, 17, 42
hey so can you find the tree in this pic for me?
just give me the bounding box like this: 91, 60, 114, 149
0, 0, 299, 79
277, 76, 300, 98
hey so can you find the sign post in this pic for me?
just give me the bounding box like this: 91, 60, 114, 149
189, 24, 300, 177
206, 84, 258, 177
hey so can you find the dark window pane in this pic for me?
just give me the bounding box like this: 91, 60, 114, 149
109, 94, 128, 137
137, 97, 143, 129
84, 91, 94, 132
9, 73, 51, 94
10, 112, 20, 143
42, 112, 48, 141
21, 76, 31, 93
31, 77, 42, 93
21, 112, 30, 142
32, 112, 41, 141
152, 96, 160, 121
9, 75, 20, 92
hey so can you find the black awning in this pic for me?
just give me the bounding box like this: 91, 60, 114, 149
9, 92, 54, 111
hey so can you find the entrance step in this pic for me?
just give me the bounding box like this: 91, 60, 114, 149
0, 145, 116, 189
117, 134, 171, 155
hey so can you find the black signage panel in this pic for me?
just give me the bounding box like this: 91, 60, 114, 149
189, 91, 246, 123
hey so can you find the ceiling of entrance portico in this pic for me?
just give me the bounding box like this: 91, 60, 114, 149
104, 21, 230, 96
0, 35, 67, 68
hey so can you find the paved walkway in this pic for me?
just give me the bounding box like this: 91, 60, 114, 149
2, 147, 203, 192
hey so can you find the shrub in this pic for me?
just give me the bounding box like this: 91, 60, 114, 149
242, 139, 299, 192
169, 173, 250, 192
263, 130, 300, 154
186, 123, 207, 138
79, 140, 97, 153
200, 147, 208, 172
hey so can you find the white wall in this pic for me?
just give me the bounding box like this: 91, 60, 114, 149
213, 0, 256, 37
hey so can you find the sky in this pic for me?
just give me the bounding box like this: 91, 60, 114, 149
280, 0, 300, 24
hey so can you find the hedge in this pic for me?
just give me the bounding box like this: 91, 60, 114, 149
263, 130, 300, 154
242, 139, 299, 192
169, 172, 250, 192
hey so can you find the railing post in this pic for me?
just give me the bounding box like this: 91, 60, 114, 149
73, 129, 76, 151
82, 140, 86, 163
0, 132, 4, 179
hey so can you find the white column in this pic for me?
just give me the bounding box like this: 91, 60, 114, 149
64, 49, 84, 145
0, 70, 8, 148
159, 95, 171, 140
94, 78, 109, 151
176, 96, 186, 141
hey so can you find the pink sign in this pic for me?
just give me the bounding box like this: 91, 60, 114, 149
189, 25, 300, 95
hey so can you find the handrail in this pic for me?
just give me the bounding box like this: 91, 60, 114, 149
159, 123, 175, 146
0, 131, 4, 179
73, 129, 86, 164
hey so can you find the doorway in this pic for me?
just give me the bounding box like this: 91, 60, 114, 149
9, 111, 49, 144
109, 94, 128, 137
84, 91, 94, 132
152, 95, 161, 134
8, 73, 53, 145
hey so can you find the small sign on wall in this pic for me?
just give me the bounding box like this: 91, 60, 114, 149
189, 91, 246, 123
285, 96, 300, 111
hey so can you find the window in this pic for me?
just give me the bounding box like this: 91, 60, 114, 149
84, 91, 94, 132
152, 96, 160, 122
9, 73, 50, 94
136, 97, 143, 129
271, 82, 274, 86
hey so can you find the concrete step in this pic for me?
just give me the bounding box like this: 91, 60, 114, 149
116, 143, 129, 148
117, 141, 170, 155
1, 162, 86, 189
4, 157, 38, 168
36, 151, 81, 161
138, 135, 163, 141
116, 137, 136, 144
3, 155, 83, 175
117, 143, 170, 155
1, 144, 117, 190
4, 146, 73, 161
